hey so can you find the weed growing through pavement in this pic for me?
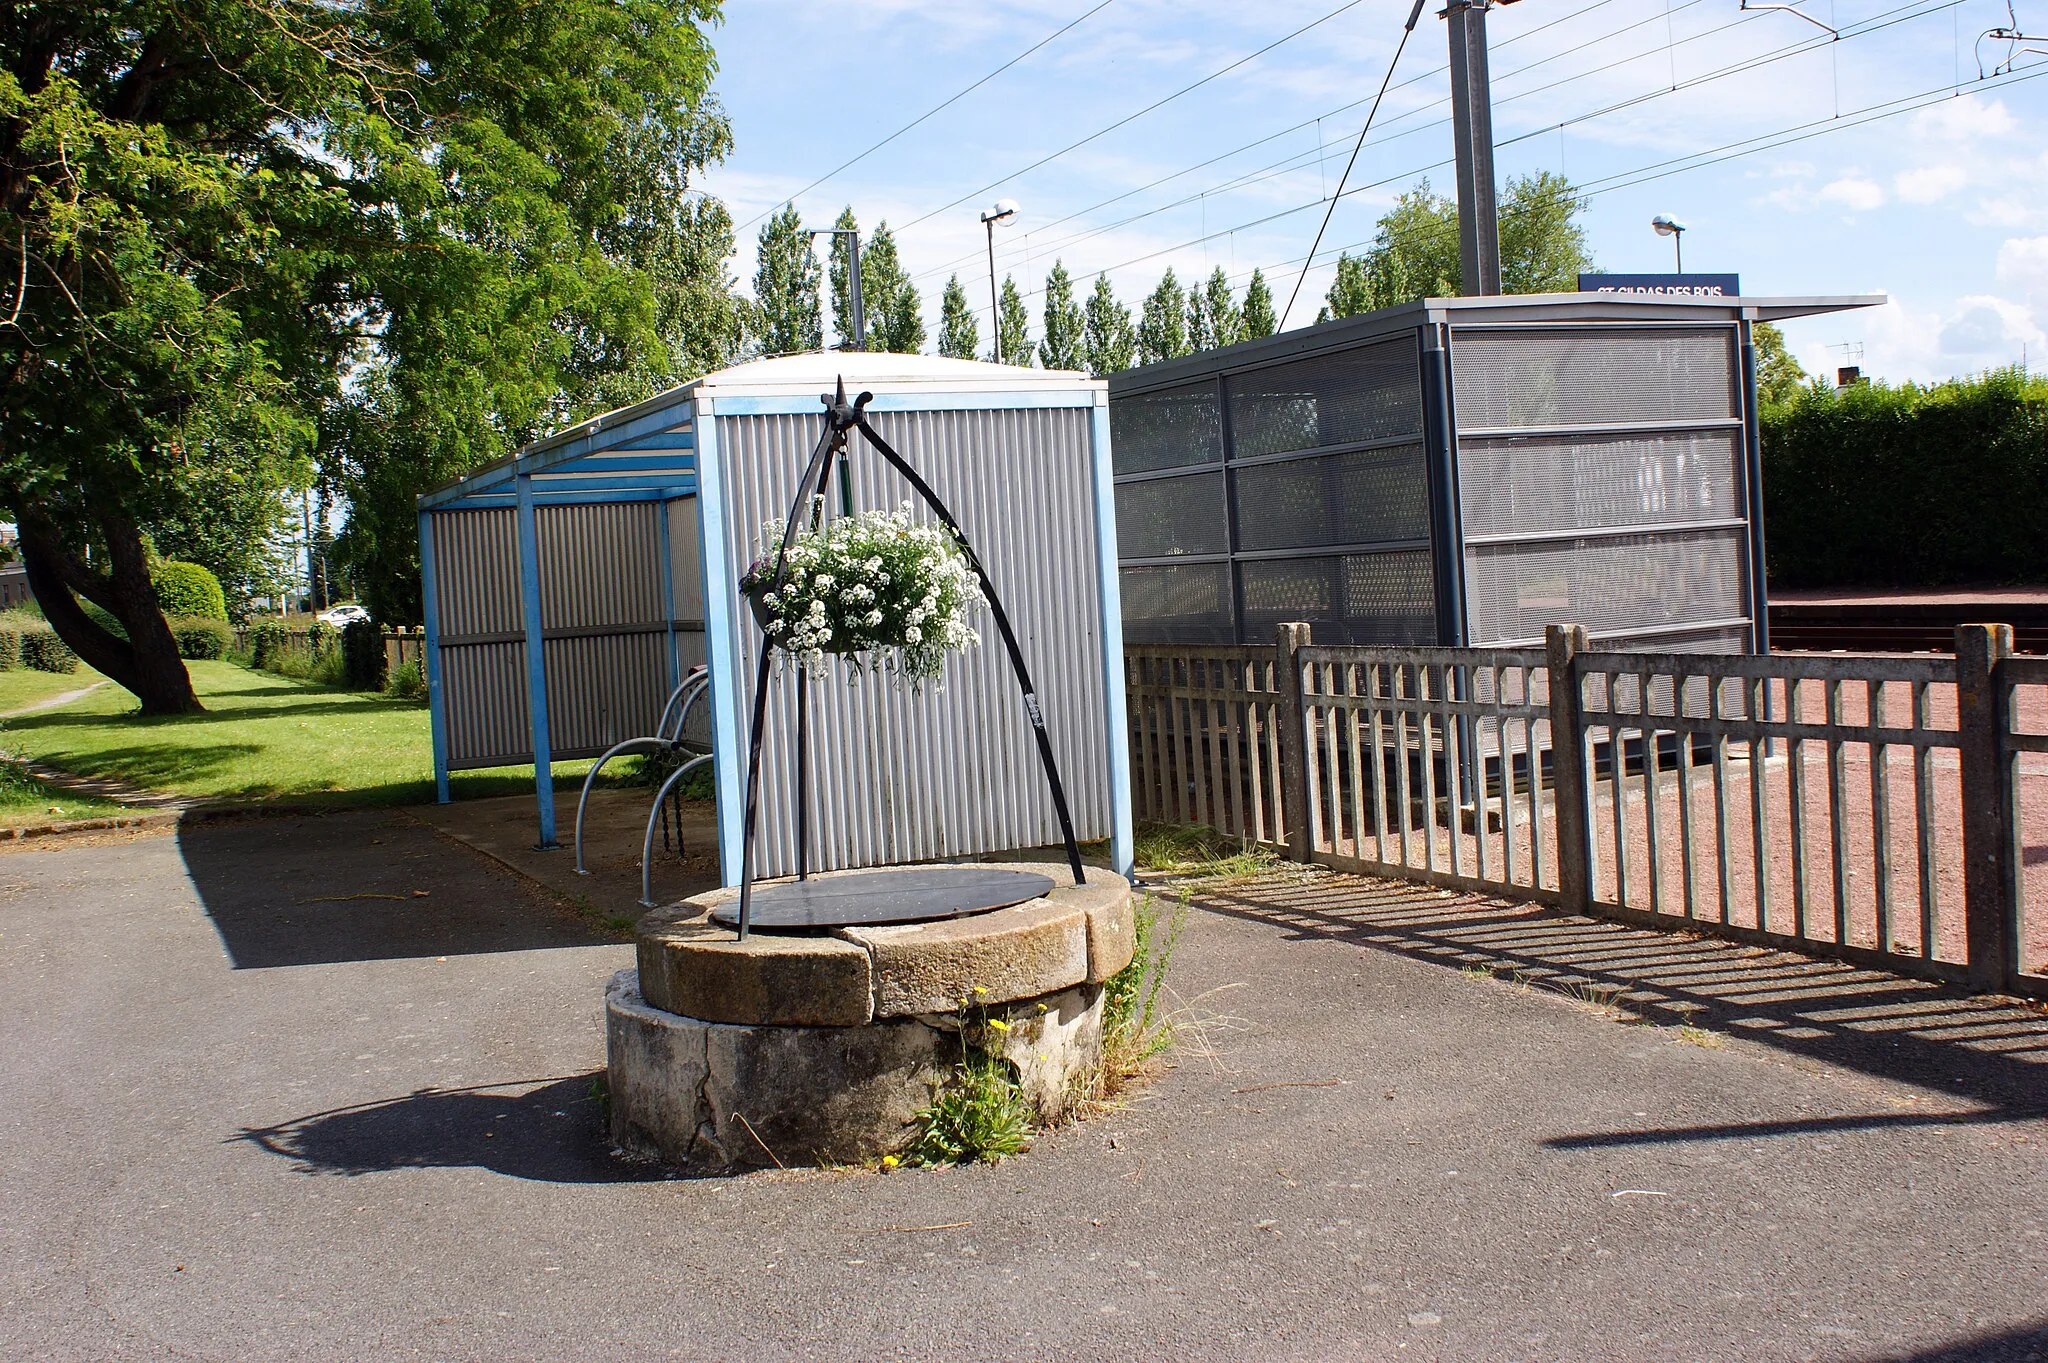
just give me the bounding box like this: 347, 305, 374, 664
1675, 1024, 1725, 1049
905, 989, 1034, 1166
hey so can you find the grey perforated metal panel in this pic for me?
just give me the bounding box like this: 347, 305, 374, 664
1115, 472, 1228, 559
1463, 528, 1748, 645
1232, 443, 1429, 552
715, 405, 1112, 879
1109, 382, 1221, 474
1238, 550, 1435, 645
1225, 335, 1423, 458
1451, 326, 1737, 430
1459, 428, 1741, 539
1119, 562, 1234, 643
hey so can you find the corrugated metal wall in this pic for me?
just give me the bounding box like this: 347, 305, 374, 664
1449, 323, 1754, 651
715, 405, 1110, 877
430, 494, 707, 769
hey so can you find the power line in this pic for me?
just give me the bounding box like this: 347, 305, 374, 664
994, 0, 1974, 307
1284, 0, 1430, 329
981, 0, 1959, 301
735, 0, 1121, 233
903, 0, 1656, 287
911, 0, 1754, 289
896, 0, 1376, 234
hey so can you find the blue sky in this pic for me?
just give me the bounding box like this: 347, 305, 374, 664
697, 0, 2048, 383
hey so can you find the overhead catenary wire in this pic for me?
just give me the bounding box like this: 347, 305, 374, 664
896, 0, 1376, 234
734, 0, 1120, 233
985, 0, 1965, 306
1282, 0, 1429, 330
904, 0, 1679, 288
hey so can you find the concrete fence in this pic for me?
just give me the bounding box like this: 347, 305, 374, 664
1127, 623, 2047, 1000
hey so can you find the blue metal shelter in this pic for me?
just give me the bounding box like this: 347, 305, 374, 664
418, 351, 1135, 884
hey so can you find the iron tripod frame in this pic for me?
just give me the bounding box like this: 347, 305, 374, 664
731, 378, 1087, 939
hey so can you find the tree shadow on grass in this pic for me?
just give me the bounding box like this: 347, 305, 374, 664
18, 740, 263, 790
2, 697, 410, 729
234, 1074, 667, 1184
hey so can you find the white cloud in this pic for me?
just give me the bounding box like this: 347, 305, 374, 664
1894, 165, 1967, 205
1817, 177, 1887, 212
1938, 295, 2044, 365
1997, 236, 2048, 299
1909, 99, 2019, 144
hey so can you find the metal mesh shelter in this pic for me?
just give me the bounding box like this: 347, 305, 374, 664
1109, 292, 1881, 652
418, 352, 1134, 882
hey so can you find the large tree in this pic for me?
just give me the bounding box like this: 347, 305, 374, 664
861, 223, 923, 354
0, 0, 728, 710
1083, 274, 1134, 376
1039, 261, 1084, 372
755, 204, 823, 358
1325, 173, 1594, 320
1199, 267, 1241, 351
995, 275, 1032, 367
1137, 270, 1189, 366
937, 275, 978, 360
1241, 268, 1277, 340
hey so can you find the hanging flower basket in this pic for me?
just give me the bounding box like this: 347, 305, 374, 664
740, 505, 986, 685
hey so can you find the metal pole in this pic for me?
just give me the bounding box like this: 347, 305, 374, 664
1675, 229, 1685, 273
1445, 0, 1502, 296
986, 219, 1001, 362
847, 234, 866, 352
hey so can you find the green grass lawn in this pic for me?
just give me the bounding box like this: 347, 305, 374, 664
0, 664, 107, 716
0, 761, 133, 826
0, 660, 609, 808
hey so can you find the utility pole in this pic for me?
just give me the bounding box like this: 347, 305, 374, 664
805, 227, 865, 351
1443, 0, 1514, 296
980, 199, 1018, 362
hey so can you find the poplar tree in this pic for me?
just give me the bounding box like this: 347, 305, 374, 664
1137, 270, 1189, 366
1039, 262, 1086, 371
827, 206, 861, 348
996, 276, 1034, 367
1203, 268, 1243, 350
1185, 285, 1212, 353
1083, 275, 1136, 376
1241, 268, 1278, 339
938, 276, 980, 360
754, 206, 824, 356
861, 223, 923, 353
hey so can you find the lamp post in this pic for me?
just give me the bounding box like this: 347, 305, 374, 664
1652, 214, 1687, 273
806, 227, 864, 351
980, 199, 1018, 362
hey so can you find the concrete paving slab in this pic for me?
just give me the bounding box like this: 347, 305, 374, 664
2, 819, 2045, 1361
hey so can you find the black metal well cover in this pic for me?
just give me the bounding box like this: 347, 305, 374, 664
709, 867, 1055, 930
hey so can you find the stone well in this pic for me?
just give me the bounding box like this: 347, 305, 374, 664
605, 864, 1134, 1169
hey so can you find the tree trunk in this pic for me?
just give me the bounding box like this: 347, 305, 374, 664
16, 505, 202, 716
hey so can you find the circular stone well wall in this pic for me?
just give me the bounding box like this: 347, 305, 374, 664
605, 864, 1134, 1169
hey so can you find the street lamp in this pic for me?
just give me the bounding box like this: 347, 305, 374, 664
980, 199, 1019, 362
1652, 214, 1687, 273
805, 226, 864, 351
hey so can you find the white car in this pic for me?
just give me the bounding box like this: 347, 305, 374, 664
317, 604, 372, 627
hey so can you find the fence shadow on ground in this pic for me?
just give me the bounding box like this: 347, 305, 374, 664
1177, 869, 2048, 1137
234, 1074, 665, 1184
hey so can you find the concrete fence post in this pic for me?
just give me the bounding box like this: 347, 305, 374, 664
1545, 624, 1592, 913
1275, 622, 1314, 863
1955, 622, 2016, 993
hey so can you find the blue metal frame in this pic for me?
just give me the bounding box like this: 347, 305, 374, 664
1089, 392, 1135, 879
418, 509, 452, 804
514, 472, 558, 847
1738, 320, 1771, 654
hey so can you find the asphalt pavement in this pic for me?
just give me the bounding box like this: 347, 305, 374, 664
1, 810, 2044, 1362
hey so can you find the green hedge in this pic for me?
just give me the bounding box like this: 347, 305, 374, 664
22, 627, 78, 673
0, 627, 19, 671
1763, 368, 2048, 588
171, 617, 234, 660
153, 561, 228, 620
341, 618, 385, 690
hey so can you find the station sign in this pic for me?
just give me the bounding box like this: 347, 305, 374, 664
1577, 273, 1741, 298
